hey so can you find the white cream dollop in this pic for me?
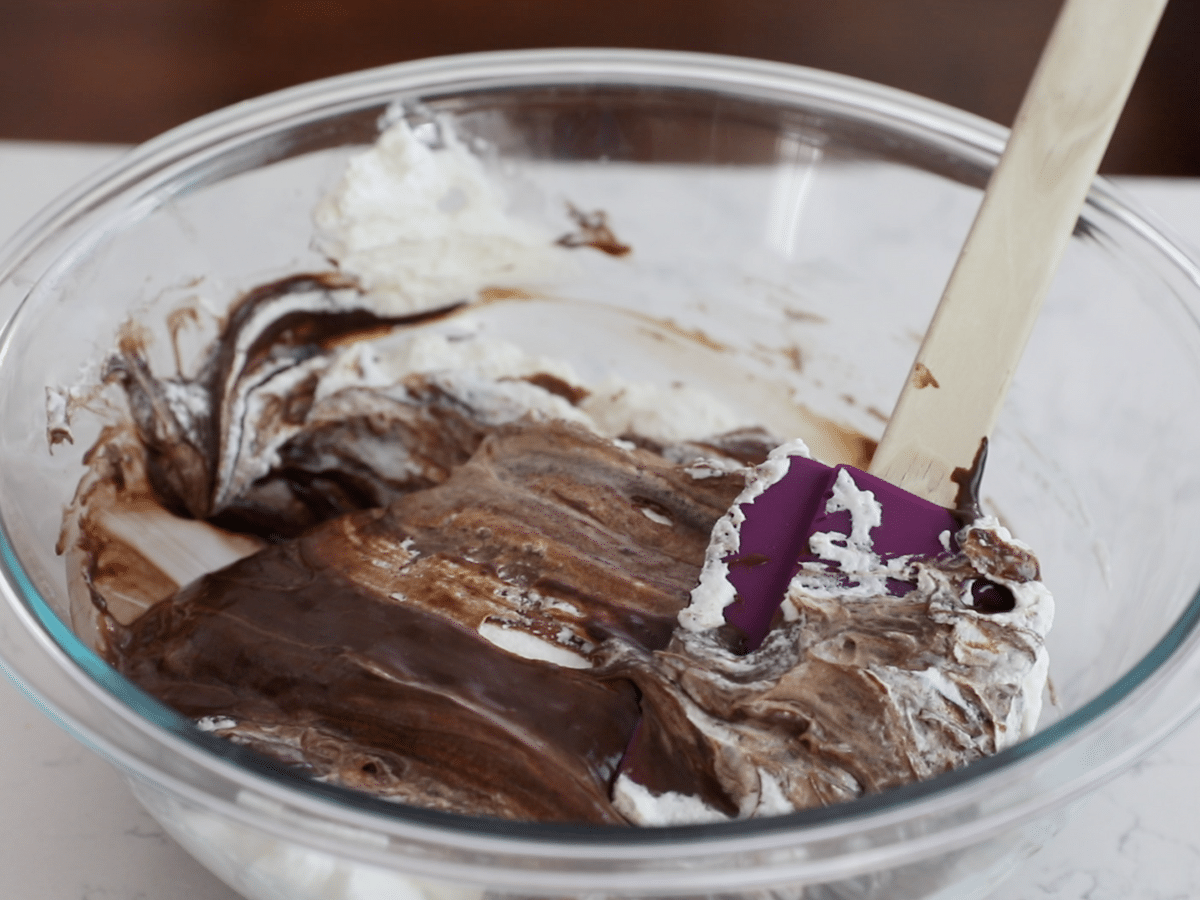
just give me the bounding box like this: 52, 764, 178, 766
313, 115, 561, 312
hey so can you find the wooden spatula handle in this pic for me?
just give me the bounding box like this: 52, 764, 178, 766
869, 0, 1168, 507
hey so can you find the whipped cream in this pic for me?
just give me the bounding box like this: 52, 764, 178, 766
313, 114, 563, 312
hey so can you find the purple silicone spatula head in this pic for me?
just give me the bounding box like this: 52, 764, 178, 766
717, 455, 835, 650
721, 455, 960, 652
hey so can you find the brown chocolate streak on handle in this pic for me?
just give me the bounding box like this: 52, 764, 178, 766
950, 436, 988, 525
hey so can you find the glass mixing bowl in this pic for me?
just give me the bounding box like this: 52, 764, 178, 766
2, 49, 1200, 900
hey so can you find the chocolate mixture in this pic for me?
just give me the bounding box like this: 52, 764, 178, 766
61, 275, 1050, 825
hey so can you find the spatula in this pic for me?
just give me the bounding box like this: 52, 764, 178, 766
717, 0, 1169, 651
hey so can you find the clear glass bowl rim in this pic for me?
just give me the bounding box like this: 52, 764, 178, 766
1, 47, 1199, 890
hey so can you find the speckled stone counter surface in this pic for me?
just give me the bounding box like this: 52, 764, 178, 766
1, 141, 1199, 900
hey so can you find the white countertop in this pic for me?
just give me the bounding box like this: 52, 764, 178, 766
2, 141, 1200, 900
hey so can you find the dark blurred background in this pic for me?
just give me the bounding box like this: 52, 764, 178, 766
1, 0, 1197, 174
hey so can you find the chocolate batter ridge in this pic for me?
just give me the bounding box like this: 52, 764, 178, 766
391, 421, 745, 643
